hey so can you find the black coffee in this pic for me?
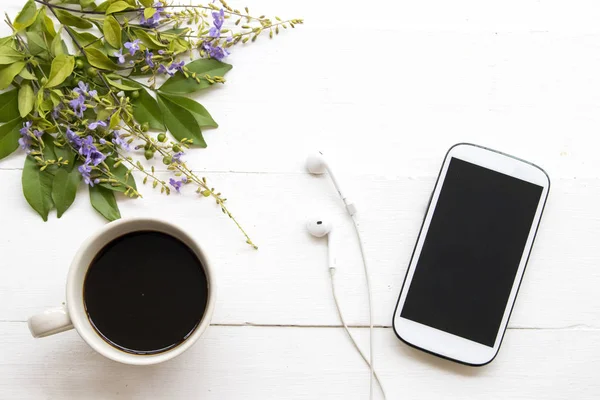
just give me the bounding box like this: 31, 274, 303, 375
83, 231, 208, 354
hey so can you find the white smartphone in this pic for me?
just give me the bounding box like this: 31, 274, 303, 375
393, 143, 550, 366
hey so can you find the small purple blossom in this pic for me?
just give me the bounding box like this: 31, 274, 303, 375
170, 61, 184, 73
172, 152, 183, 163
78, 162, 94, 186
32, 129, 43, 138
141, 2, 164, 27
114, 48, 125, 64
89, 89, 97, 98
158, 50, 165, 55
66, 128, 82, 148
88, 120, 107, 130
69, 95, 86, 118
51, 105, 61, 119
169, 177, 185, 192
209, 9, 225, 37
112, 131, 130, 151
124, 39, 141, 56
74, 81, 89, 96
202, 42, 229, 61
88, 148, 107, 166
144, 50, 155, 68
20, 121, 32, 135
157, 63, 174, 76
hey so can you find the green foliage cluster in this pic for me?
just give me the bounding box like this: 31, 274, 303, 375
0, 0, 302, 248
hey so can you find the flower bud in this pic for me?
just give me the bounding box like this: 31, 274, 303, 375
141, 122, 149, 132
75, 59, 84, 69
144, 149, 154, 160
163, 155, 172, 165
131, 90, 140, 99
87, 67, 97, 77
172, 144, 181, 152
157, 133, 166, 142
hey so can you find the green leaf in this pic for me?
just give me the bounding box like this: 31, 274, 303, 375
131, 28, 166, 49
0, 117, 22, 159
54, 9, 93, 29
0, 89, 20, 122
18, 82, 34, 118
103, 15, 122, 48
0, 45, 25, 65
139, 0, 154, 7
19, 68, 37, 80
132, 88, 165, 131
69, 30, 102, 50
42, 10, 57, 39
25, 32, 48, 56
45, 55, 74, 88
109, 111, 120, 129
81, 0, 96, 7
144, 7, 156, 19
95, 1, 110, 12
52, 167, 81, 218
159, 59, 232, 94
106, 1, 133, 14
84, 47, 120, 70
99, 157, 136, 193
41, 134, 57, 163
104, 75, 140, 91
14, 0, 37, 31
0, 62, 26, 90
50, 28, 67, 56
90, 185, 121, 221
157, 94, 206, 147
22, 156, 54, 221
159, 93, 217, 128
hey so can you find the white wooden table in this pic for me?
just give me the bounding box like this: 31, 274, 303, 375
2, 0, 600, 398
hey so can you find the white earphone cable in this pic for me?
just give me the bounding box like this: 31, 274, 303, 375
329, 266, 387, 399
350, 215, 377, 400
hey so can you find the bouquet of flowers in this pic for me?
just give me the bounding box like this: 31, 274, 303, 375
0, 0, 302, 248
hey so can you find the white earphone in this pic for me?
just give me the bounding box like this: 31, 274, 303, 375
306, 153, 385, 400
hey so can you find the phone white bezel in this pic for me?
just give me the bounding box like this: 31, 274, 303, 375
393, 143, 550, 366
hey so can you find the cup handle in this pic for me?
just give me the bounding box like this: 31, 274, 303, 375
28, 305, 74, 338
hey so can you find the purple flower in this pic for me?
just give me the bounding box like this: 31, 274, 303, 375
32, 129, 43, 138
141, 2, 164, 27
158, 50, 165, 55
88, 149, 106, 166
169, 61, 184, 73
124, 39, 141, 56
144, 50, 155, 67
169, 177, 186, 192
66, 128, 82, 148
208, 9, 225, 37
20, 121, 32, 135
112, 131, 130, 151
74, 81, 89, 96
69, 95, 86, 118
202, 42, 229, 61
51, 105, 62, 119
157, 63, 174, 76
78, 162, 94, 186
172, 152, 183, 163
114, 48, 125, 64
88, 120, 107, 130
88, 90, 97, 98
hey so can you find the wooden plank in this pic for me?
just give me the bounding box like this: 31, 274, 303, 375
0, 170, 598, 329
0, 322, 598, 399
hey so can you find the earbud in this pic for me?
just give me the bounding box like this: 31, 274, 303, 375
306, 219, 332, 238
306, 152, 357, 216
306, 218, 335, 272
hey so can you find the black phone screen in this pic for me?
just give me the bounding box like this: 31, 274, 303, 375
400, 157, 543, 347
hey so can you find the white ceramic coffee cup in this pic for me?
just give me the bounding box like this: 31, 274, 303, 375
27, 217, 215, 365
